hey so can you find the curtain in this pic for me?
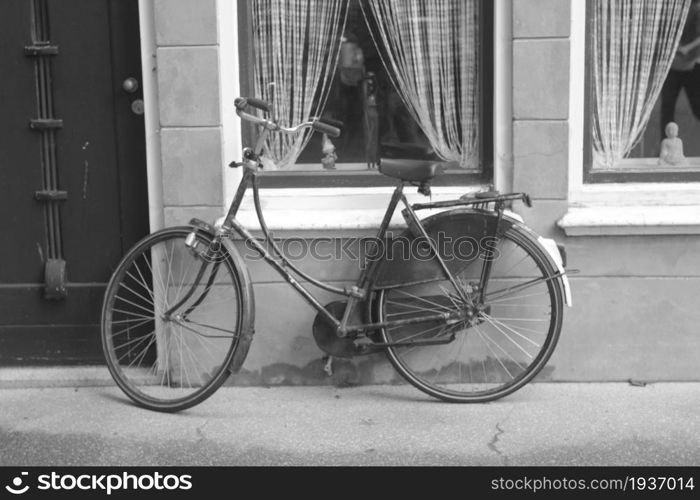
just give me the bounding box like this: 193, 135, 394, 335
361, 0, 480, 169
592, 0, 690, 168
251, 0, 348, 169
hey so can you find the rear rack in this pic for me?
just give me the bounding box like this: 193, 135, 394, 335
412, 192, 532, 211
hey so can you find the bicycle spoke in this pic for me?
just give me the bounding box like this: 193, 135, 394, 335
481, 313, 542, 347
111, 308, 156, 322
496, 251, 531, 278
125, 268, 157, 305
430, 330, 461, 385
143, 249, 170, 310
473, 325, 517, 378
172, 241, 192, 305
110, 317, 155, 326
119, 332, 155, 365
485, 317, 548, 322
481, 319, 547, 336
165, 240, 177, 301
188, 328, 226, 367
394, 289, 453, 312
118, 280, 155, 309
114, 331, 156, 353
487, 290, 550, 304
110, 317, 154, 338
131, 259, 158, 304
114, 293, 157, 318
386, 299, 447, 316
481, 315, 534, 359
177, 294, 240, 313
177, 319, 237, 338
485, 275, 555, 302
438, 285, 462, 310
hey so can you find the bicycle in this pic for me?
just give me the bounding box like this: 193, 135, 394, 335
101, 96, 572, 412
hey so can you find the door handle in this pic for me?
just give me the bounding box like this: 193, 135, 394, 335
122, 77, 139, 93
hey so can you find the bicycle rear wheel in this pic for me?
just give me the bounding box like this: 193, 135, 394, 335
374, 215, 563, 403
101, 226, 253, 412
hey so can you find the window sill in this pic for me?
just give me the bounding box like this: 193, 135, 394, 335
558, 182, 700, 236
224, 185, 487, 235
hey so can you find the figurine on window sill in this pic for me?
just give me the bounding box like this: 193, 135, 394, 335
321, 134, 337, 170
658, 121, 686, 167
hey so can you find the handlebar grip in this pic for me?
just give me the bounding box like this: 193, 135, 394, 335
313, 120, 341, 138
246, 97, 271, 113
319, 117, 344, 129
234, 97, 271, 113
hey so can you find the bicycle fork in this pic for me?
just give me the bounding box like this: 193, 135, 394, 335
161, 231, 223, 322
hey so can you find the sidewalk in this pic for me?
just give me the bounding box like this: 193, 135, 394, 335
0, 368, 699, 466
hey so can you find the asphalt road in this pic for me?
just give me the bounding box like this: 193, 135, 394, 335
1, 381, 699, 466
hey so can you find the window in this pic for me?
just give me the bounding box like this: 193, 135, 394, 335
584, 0, 700, 182
237, 0, 493, 187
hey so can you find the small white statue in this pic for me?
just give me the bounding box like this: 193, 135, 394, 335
321, 134, 337, 170
658, 121, 686, 167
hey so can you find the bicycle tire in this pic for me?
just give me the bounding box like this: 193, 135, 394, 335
101, 226, 254, 412
372, 211, 563, 403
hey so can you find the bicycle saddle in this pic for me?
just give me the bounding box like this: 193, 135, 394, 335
378, 159, 445, 182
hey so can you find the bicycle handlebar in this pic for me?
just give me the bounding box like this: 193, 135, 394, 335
235, 96, 342, 138
311, 120, 341, 138
234, 96, 271, 113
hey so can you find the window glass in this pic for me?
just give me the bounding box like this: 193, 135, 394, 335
239, 0, 493, 186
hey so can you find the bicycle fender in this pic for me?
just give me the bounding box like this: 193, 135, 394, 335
372, 209, 503, 289
372, 209, 571, 307
500, 215, 572, 308
537, 237, 572, 307
188, 219, 256, 372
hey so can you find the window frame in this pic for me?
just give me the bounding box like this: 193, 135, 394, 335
583, 0, 700, 184
236, 0, 494, 189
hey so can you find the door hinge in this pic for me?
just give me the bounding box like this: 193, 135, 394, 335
24, 44, 59, 56
35, 190, 68, 201
29, 118, 63, 130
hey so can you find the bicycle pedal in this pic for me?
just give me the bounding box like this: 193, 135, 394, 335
323, 357, 333, 377
312, 301, 365, 358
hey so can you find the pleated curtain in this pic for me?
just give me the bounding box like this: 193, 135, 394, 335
361, 0, 481, 169
251, 0, 348, 169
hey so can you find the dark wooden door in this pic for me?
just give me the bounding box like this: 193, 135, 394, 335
0, 0, 149, 364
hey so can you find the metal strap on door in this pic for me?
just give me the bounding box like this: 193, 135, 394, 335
26, 0, 67, 300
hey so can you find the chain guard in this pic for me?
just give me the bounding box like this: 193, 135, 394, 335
312, 301, 365, 358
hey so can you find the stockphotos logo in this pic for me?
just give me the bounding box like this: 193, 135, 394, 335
4, 471, 193, 496
5, 472, 29, 495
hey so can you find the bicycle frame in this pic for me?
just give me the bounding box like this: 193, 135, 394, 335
184, 103, 551, 345
215, 165, 509, 340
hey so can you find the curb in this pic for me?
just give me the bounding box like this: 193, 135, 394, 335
0, 366, 115, 389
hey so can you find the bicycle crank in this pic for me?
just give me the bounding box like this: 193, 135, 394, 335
312, 301, 365, 358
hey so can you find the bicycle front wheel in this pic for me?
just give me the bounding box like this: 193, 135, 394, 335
101, 226, 253, 412
375, 215, 563, 403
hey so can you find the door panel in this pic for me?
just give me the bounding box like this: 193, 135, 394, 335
0, 1, 48, 285
51, 1, 124, 283
0, 0, 149, 364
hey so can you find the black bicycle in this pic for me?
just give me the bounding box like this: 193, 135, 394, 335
101, 96, 572, 412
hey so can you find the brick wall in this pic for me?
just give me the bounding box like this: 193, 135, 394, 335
153, 0, 224, 227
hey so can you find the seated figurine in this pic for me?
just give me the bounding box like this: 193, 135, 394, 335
321, 135, 337, 170
658, 122, 686, 167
